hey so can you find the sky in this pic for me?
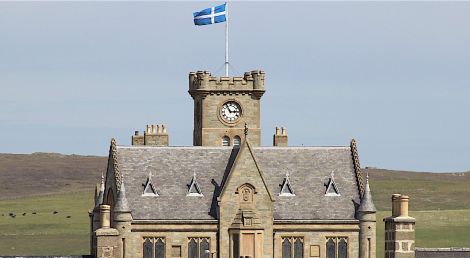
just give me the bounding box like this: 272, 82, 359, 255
0, 1, 469, 172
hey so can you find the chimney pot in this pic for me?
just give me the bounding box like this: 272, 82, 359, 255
100, 204, 111, 228
392, 194, 401, 217
399, 195, 410, 217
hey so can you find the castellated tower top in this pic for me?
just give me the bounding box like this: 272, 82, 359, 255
189, 70, 265, 96
189, 70, 265, 146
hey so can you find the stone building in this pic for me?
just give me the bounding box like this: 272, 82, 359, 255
90, 71, 377, 258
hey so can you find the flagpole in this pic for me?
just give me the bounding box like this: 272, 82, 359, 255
225, 1, 229, 76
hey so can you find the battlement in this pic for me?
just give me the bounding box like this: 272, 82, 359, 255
189, 70, 265, 92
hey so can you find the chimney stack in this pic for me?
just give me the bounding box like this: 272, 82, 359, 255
273, 126, 288, 147
384, 194, 416, 258
131, 124, 169, 146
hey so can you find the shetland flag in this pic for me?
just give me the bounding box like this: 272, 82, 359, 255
193, 3, 226, 26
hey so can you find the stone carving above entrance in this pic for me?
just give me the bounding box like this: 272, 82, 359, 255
236, 183, 255, 205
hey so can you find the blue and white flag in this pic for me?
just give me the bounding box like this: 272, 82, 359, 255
193, 3, 226, 26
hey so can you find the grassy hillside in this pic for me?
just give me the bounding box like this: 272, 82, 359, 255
0, 153, 106, 200
0, 192, 93, 255
366, 168, 470, 210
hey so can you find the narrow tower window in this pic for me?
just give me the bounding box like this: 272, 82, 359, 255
233, 135, 241, 146
222, 136, 230, 146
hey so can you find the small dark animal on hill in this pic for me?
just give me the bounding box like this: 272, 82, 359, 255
53, 211, 58, 214
32, 212, 37, 214
66, 216, 71, 218
22, 213, 26, 216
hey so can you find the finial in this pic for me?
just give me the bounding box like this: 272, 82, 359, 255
244, 123, 248, 136
331, 170, 335, 179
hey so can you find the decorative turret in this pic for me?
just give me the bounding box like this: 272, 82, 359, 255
95, 173, 105, 208
358, 172, 376, 258
359, 173, 376, 213
114, 181, 132, 231
114, 181, 130, 213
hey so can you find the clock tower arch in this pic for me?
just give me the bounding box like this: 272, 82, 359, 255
188, 70, 265, 147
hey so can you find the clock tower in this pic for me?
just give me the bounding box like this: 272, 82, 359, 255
188, 70, 265, 147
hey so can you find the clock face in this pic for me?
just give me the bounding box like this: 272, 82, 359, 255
220, 101, 242, 123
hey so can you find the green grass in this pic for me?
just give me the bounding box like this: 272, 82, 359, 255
1, 191, 470, 256
0, 191, 93, 255
376, 210, 470, 258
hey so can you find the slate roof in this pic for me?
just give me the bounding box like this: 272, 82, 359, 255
115, 145, 361, 221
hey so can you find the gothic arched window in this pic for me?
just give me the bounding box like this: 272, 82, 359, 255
326, 237, 348, 258
282, 238, 292, 258
282, 237, 303, 258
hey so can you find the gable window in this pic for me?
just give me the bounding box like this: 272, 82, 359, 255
143, 237, 165, 258
233, 135, 241, 147
326, 237, 348, 258
282, 237, 303, 258
222, 136, 231, 146
188, 237, 210, 258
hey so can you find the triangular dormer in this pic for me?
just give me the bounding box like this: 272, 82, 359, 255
325, 171, 340, 196
142, 172, 158, 197
279, 172, 295, 196
187, 172, 203, 196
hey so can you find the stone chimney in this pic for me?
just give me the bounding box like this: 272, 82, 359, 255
132, 124, 169, 146
273, 127, 288, 147
384, 194, 416, 258
131, 131, 144, 145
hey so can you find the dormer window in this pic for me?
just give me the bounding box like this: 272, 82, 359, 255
279, 172, 295, 196
142, 172, 159, 197
187, 172, 203, 196
325, 171, 340, 196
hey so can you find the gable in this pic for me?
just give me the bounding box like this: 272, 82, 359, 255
219, 140, 274, 202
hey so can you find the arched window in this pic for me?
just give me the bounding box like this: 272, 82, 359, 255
222, 136, 230, 146
233, 135, 241, 147
282, 238, 292, 258
282, 237, 304, 258
326, 238, 336, 258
